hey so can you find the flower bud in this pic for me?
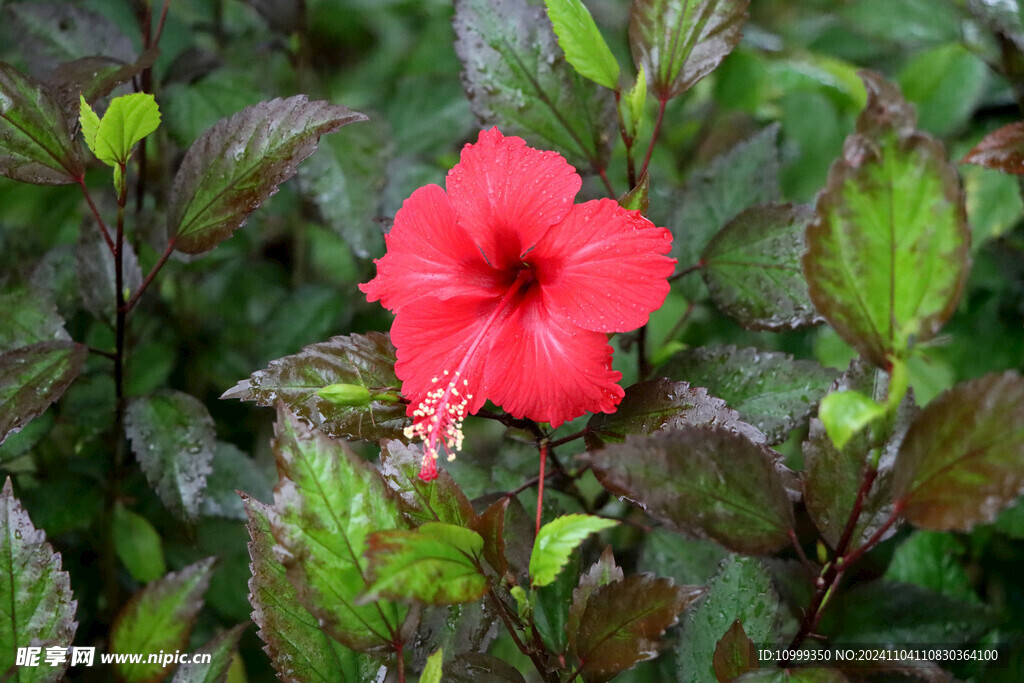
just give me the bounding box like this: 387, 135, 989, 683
317, 383, 372, 406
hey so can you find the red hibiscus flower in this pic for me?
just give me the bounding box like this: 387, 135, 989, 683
361, 128, 675, 480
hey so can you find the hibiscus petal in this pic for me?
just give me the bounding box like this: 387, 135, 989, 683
531, 199, 675, 333
446, 128, 582, 269
360, 184, 497, 311
483, 287, 624, 427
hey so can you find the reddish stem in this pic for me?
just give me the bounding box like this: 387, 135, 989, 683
121, 238, 176, 313
536, 441, 547, 536
77, 178, 116, 254
639, 97, 668, 180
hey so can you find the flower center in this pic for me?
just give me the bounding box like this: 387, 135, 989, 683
404, 268, 536, 480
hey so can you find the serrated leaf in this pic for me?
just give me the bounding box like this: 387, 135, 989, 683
362, 522, 488, 605
660, 345, 838, 444
530, 514, 617, 587
586, 379, 765, 449
171, 623, 246, 683
110, 558, 214, 683
533, 545, 579, 653
573, 574, 700, 681
803, 362, 913, 548
702, 203, 823, 331
891, 372, 1024, 530
582, 427, 794, 554
623, 67, 646, 139
677, 557, 779, 683
0, 62, 83, 184
380, 440, 476, 527
629, 0, 750, 100
0, 284, 70, 350
567, 547, 623, 653
169, 96, 366, 254
712, 620, 758, 683
269, 406, 405, 651
48, 50, 159, 116
804, 71, 969, 368
113, 503, 166, 583
669, 125, 780, 293
0, 340, 86, 446
244, 496, 375, 683
453, 0, 616, 170
545, 0, 620, 89
963, 120, 1024, 174
75, 225, 142, 323
125, 390, 216, 521
78, 94, 100, 154
221, 332, 409, 442
0, 477, 78, 682
90, 92, 160, 166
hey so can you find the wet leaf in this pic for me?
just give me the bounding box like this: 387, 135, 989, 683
677, 557, 780, 683
804, 71, 969, 368
169, 96, 366, 254
629, 0, 750, 100
0, 62, 83, 184
585, 379, 765, 449
221, 332, 409, 442
125, 390, 216, 521
75, 225, 142, 324
110, 558, 214, 683
244, 496, 376, 683
2, 3, 136, 74
113, 503, 166, 583
892, 372, 1024, 531
660, 345, 838, 444
701, 203, 823, 331
884, 531, 979, 603
443, 653, 527, 682
410, 600, 499, 672
567, 547, 623, 650
0, 340, 87, 446
545, 0, 620, 90
46, 50, 159, 116
736, 670, 849, 682
170, 623, 246, 683
962, 120, 1024, 174
269, 406, 405, 651
712, 620, 758, 682
0, 477, 78, 682
638, 527, 728, 587
669, 125, 780, 288
453, 0, 616, 170
472, 496, 511, 576
573, 574, 701, 681
530, 514, 618, 587
362, 522, 488, 605
200, 442, 274, 521
380, 439, 477, 527
0, 284, 70, 350
585, 427, 794, 554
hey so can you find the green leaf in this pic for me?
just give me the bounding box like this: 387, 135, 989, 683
362, 522, 488, 605
125, 390, 216, 521
660, 345, 838, 445
638, 527, 728, 587
544, 0, 620, 89
3, 3, 137, 72
0, 284, 70, 351
221, 332, 409, 442
583, 427, 794, 554
169, 96, 366, 254
962, 120, 1024, 175
572, 573, 701, 681
410, 601, 497, 672
171, 623, 246, 683
244, 495, 376, 683
622, 67, 647, 139
817, 390, 886, 450
712, 620, 758, 682
677, 557, 779, 683
0, 477, 78, 682
892, 372, 1024, 530
453, 0, 616, 170
701, 203, 824, 331
201, 442, 274, 521
804, 71, 969, 368
471, 496, 512, 576
736, 670, 849, 682
530, 514, 617, 587
533, 546, 579, 653
88, 92, 161, 166
380, 440, 477, 528
0, 62, 83, 184
586, 379, 765, 450
443, 653, 527, 682
629, 0, 750, 100
884, 531, 979, 603
669, 125, 780, 294
110, 558, 214, 683
269, 405, 406, 650
113, 503, 166, 583
78, 94, 100, 155
898, 43, 988, 138
618, 171, 649, 214
567, 547, 623, 649
422, 648, 444, 683
0, 340, 87, 446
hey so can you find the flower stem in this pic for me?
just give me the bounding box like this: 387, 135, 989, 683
536, 440, 548, 536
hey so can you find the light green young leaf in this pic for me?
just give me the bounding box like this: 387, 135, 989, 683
92, 92, 161, 166
545, 0, 620, 89
818, 390, 886, 450
78, 94, 100, 157
623, 67, 647, 137
421, 648, 444, 683
530, 514, 618, 587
